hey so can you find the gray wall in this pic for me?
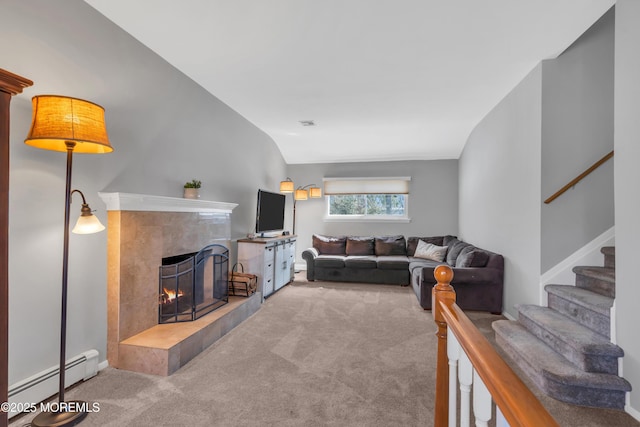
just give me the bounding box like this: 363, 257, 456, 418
541, 8, 615, 273
286, 160, 458, 262
459, 65, 542, 318
460, 9, 615, 318
614, 0, 640, 415
3, 1, 286, 384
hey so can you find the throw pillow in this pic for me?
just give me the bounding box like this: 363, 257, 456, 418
406, 236, 444, 256
446, 239, 469, 265
346, 236, 375, 256
456, 246, 490, 268
374, 236, 407, 256
312, 234, 347, 255
414, 240, 448, 262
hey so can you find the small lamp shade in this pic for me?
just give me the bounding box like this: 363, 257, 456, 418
309, 186, 322, 198
294, 188, 309, 200
24, 95, 113, 154
280, 178, 294, 193
72, 214, 105, 234
71, 196, 106, 234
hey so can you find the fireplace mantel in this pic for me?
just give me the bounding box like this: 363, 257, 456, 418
98, 192, 238, 213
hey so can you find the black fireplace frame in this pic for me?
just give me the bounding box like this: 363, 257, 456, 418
159, 244, 229, 323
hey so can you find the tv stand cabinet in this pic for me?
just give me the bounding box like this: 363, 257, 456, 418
237, 235, 296, 299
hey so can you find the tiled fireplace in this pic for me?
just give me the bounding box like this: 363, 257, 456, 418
99, 193, 260, 375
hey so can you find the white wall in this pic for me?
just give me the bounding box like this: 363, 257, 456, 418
614, 0, 640, 415
3, 0, 286, 384
286, 160, 458, 263
459, 65, 542, 318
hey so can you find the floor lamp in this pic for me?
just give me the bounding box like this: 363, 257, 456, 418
24, 95, 112, 427
279, 178, 321, 235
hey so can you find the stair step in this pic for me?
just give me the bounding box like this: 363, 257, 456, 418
516, 304, 622, 374
545, 285, 612, 338
493, 320, 631, 410
601, 246, 615, 269
572, 266, 615, 298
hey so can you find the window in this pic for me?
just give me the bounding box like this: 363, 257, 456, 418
323, 177, 410, 222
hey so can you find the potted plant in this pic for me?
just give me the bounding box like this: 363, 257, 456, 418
183, 179, 201, 199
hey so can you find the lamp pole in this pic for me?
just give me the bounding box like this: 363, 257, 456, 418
58, 141, 75, 404
32, 142, 89, 427
293, 198, 298, 235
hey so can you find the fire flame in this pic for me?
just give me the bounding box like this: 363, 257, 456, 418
162, 287, 184, 304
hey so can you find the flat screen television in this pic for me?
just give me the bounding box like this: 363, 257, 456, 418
255, 189, 286, 234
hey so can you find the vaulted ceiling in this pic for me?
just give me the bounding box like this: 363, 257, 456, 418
85, 0, 615, 164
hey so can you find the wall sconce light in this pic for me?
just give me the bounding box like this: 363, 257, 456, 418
24, 95, 112, 427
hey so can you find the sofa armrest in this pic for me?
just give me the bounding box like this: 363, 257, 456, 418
302, 248, 319, 281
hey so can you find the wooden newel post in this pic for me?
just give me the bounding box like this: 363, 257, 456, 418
432, 264, 455, 427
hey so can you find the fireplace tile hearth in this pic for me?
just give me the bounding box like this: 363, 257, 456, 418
118, 294, 261, 376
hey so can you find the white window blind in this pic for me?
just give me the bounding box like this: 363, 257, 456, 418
323, 177, 411, 195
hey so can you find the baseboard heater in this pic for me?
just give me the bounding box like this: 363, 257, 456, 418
7, 349, 99, 419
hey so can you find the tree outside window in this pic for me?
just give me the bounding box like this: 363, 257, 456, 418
328, 194, 407, 217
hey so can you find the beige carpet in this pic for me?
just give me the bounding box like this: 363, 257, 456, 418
10, 280, 640, 427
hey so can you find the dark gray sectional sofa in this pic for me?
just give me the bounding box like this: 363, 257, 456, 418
302, 234, 504, 313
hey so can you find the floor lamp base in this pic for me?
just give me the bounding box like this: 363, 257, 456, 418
31, 401, 88, 427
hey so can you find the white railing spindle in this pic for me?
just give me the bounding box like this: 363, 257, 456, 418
473, 369, 492, 427
459, 348, 473, 427
447, 328, 460, 427
448, 327, 512, 427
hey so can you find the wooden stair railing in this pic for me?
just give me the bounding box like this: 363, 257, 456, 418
432, 265, 559, 427
544, 150, 613, 204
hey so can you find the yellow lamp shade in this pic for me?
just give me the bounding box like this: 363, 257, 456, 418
309, 186, 322, 198
294, 189, 308, 200
25, 95, 113, 154
280, 179, 294, 193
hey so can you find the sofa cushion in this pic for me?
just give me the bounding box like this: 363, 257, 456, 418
374, 236, 407, 256
314, 255, 346, 268
414, 240, 448, 262
445, 239, 470, 266
312, 234, 347, 255
409, 258, 443, 272
346, 236, 375, 256
406, 236, 444, 256
377, 255, 409, 270
456, 246, 490, 268
443, 235, 458, 246
344, 255, 378, 269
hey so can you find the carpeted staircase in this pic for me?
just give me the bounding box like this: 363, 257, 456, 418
493, 246, 632, 410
